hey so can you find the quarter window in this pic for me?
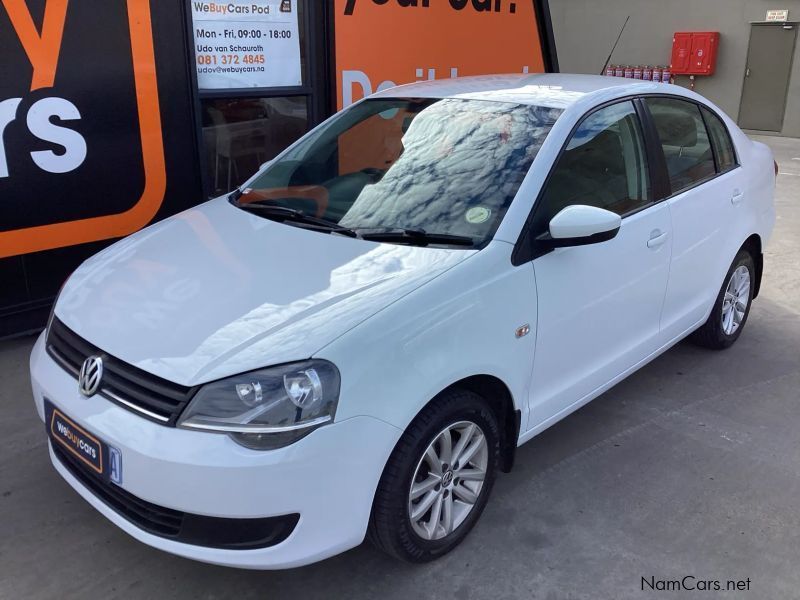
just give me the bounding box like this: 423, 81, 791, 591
646, 98, 716, 194
536, 101, 651, 231
701, 107, 737, 173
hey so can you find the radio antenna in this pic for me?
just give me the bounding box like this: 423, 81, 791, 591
600, 16, 631, 74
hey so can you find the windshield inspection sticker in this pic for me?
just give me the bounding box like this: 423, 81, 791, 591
466, 207, 492, 224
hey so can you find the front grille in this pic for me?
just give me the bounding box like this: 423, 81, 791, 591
52, 442, 300, 550
46, 317, 196, 426
53, 442, 183, 536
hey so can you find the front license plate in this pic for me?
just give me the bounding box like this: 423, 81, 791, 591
45, 400, 122, 485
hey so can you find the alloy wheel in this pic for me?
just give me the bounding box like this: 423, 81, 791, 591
721, 265, 751, 336
407, 420, 488, 541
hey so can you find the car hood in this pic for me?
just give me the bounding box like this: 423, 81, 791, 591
55, 198, 476, 386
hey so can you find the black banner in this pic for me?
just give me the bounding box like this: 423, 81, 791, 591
0, 0, 204, 335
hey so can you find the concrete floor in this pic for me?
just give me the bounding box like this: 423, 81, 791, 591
1, 137, 798, 600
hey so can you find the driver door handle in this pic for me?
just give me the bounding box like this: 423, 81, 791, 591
647, 230, 669, 249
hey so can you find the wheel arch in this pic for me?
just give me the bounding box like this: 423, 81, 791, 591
740, 234, 763, 298
426, 375, 521, 474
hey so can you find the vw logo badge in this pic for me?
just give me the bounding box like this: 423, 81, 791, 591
441, 470, 454, 488
78, 356, 104, 397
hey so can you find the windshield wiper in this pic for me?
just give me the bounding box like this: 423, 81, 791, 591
232, 202, 360, 238
232, 199, 473, 247
358, 228, 475, 248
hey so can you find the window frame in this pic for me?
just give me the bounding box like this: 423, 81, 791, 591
640, 95, 741, 201
699, 106, 739, 176
512, 93, 742, 266
512, 97, 662, 265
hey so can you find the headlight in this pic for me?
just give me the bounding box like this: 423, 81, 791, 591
178, 360, 340, 450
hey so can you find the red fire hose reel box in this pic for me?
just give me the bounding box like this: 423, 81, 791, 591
671, 32, 720, 76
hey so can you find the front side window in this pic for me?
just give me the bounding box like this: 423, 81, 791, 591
534, 100, 651, 233
646, 98, 716, 195
236, 98, 563, 247
701, 107, 737, 173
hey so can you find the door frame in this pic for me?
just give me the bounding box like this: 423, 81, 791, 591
737, 22, 799, 132
512, 92, 744, 266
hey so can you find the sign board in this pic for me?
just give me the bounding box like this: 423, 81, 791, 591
191, 0, 302, 89
0, 0, 203, 338
766, 9, 790, 21
334, 0, 546, 109
0, 0, 170, 258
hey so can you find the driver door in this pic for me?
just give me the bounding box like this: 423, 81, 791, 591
526, 100, 673, 431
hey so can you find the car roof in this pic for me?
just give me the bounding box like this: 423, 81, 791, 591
370, 73, 671, 110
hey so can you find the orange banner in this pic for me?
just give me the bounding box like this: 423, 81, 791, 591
334, 0, 546, 109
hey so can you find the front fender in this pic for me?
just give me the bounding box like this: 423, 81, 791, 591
318, 242, 537, 435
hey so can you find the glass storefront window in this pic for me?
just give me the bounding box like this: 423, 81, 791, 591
201, 96, 309, 195
193, 0, 318, 197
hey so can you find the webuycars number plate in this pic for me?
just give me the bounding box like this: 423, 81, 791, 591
45, 400, 122, 485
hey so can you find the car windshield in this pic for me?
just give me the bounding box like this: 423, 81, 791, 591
235, 97, 563, 247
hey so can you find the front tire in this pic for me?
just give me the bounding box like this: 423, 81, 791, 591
691, 250, 755, 350
368, 389, 500, 563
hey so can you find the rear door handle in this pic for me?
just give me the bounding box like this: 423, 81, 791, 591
647, 230, 669, 249
732, 189, 745, 205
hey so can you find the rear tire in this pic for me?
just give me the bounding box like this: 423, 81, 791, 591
691, 250, 755, 350
368, 389, 500, 563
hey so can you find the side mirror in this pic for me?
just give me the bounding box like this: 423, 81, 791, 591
540, 205, 621, 248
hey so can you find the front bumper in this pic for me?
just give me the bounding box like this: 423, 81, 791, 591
30, 332, 402, 569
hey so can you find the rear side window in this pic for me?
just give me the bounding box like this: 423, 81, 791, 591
536, 100, 651, 227
646, 98, 716, 195
701, 107, 737, 173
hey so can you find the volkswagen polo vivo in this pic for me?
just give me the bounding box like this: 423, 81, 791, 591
30, 74, 776, 568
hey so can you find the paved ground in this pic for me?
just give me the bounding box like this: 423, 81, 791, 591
1, 137, 799, 600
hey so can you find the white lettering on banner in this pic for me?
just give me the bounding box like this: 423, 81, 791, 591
0, 98, 21, 179
191, 0, 302, 89
342, 65, 535, 109
0, 96, 87, 179
343, 71, 376, 108
28, 98, 87, 174
345, 69, 442, 109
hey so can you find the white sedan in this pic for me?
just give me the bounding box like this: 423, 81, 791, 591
30, 74, 776, 569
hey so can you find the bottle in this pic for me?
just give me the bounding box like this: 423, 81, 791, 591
652, 66, 663, 83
